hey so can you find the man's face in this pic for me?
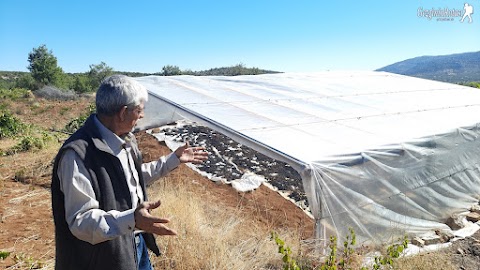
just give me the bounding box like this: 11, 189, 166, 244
120, 101, 145, 134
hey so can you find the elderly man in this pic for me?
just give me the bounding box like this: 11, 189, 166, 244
51, 75, 207, 270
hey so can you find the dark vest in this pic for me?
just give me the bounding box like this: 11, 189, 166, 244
51, 114, 160, 270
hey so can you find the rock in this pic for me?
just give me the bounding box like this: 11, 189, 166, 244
446, 215, 466, 230
151, 127, 161, 133
24, 90, 35, 99
466, 212, 480, 223
435, 229, 454, 243
471, 204, 480, 214
411, 236, 425, 247
468, 243, 480, 256
422, 235, 443, 245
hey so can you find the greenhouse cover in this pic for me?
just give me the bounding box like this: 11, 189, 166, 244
134, 71, 480, 245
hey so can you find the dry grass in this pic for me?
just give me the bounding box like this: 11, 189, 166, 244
394, 252, 456, 270
0, 141, 61, 188
147, 176, 304, 269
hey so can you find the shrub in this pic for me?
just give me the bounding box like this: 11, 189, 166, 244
63, 103, 96, 133
272, 228, 409, 270
34, 85, 77, 101
461, 82, 480, 89
0, 250, 11, 260
7, 132, 55, 154
271, 231, 301, 270
0, 88, 33, 100
0, 110, 25, 138
373, 237, 408, 270
15, 136, 44, 152
72, 73, 93, 93
14, 74, 37, 90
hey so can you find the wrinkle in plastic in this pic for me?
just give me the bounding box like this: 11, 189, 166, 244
134, 72, 480, 245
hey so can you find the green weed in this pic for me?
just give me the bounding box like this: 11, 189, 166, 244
373, 236, 408, 270
321, 235, 338, 270
12, 253, 44, 269
0, 250, 11, 260
0, 110, 25, 138
271, 231, 301, 270
59, 106, 70, 116
63, 102, 95, 133
7, 132, 55, 154
272, 228, 408, 270
0, 87, 32, 101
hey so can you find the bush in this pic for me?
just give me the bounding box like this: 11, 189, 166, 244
63, 103, 96, 133
6, 132, 55, 155
15, 74, 38, 90
271, 228, 409, 270
0, 110, 25, 138
271, 232, 301, 270
72, 74, 93, 93
12, 136, 44, 152
460, 82, 480, 89
0, 88, 33, 100
34, 85, 77, 101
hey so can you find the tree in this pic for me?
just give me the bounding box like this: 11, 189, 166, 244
27, 45, 64, 87
162, 65, 182, 76
88, 62, 114, 91
72, 74, 92, 93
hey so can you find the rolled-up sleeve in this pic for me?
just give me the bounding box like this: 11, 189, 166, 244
58, 149, 136, 244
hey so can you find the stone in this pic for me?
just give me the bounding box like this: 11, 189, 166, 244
151, 127, 162, 133
446, 215, 466, 230
471, 204, 480, 214
422, 235, 442, 245
411, 236, 425, 247
466, 212, 480, 223
435, 229, 454, 243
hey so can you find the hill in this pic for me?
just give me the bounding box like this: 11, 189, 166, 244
376, 51, 480, 83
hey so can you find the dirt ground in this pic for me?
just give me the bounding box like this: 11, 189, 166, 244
447, 230, 480, 270
138, 131, 314, 237
2, 96, 480, 269
0, 132, 314, 269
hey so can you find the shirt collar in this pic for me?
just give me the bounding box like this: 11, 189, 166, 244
93, 115, 130, 154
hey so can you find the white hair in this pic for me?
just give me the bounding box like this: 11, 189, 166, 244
96, 75, 148, 116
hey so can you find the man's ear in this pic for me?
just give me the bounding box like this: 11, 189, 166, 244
118, 106, 128, 122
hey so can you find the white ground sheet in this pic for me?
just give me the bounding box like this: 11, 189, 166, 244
134, 71, 480, 246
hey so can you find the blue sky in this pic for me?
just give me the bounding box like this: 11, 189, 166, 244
0, 1, 479, 73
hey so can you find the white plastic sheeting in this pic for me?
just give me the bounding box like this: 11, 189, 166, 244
134, 71, 480, 246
